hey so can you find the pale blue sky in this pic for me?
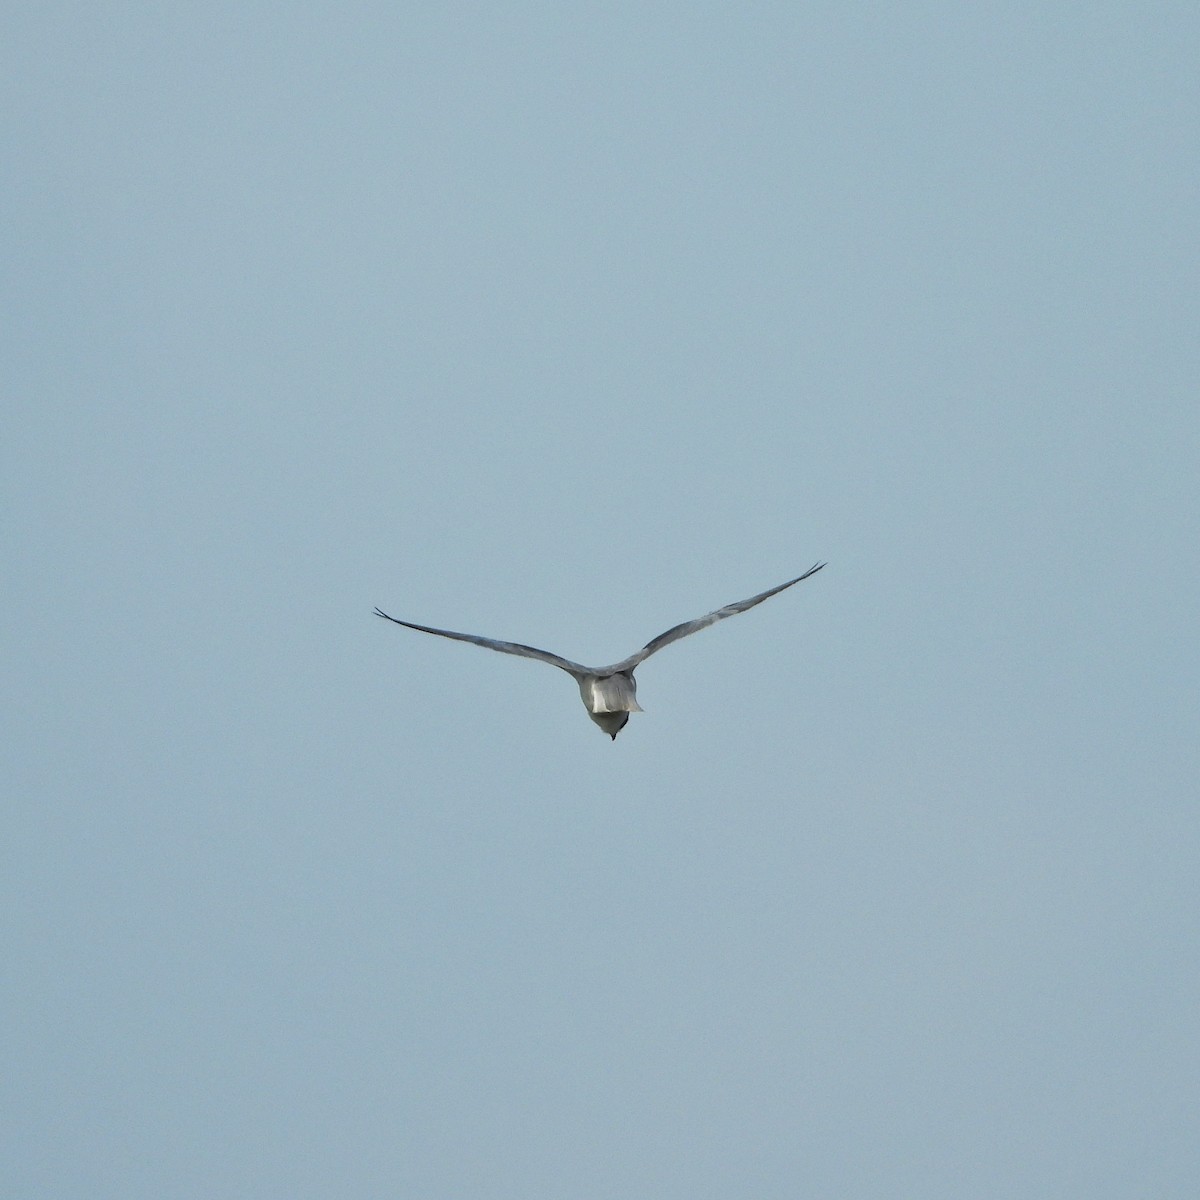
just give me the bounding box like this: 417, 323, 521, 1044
4, 3, 1198, 1197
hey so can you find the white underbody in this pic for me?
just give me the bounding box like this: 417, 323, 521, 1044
579, 672, 642, 737
580, 672, 642, 712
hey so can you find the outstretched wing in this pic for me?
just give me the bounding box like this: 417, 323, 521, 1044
605, 562, 826, 672
374, 608, 587, 677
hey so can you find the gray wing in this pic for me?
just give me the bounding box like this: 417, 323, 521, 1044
605, 562, 826, 673
373, 608, 588, 677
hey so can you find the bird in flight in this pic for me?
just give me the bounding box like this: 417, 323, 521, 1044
375, 562, 825, 739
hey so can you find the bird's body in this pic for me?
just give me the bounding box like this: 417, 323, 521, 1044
375, 562, 824, 739
577, 671, 643, 738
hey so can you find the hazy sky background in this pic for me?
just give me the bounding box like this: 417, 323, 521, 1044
5, 3, 1198, 1197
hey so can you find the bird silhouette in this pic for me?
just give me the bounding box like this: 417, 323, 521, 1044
375, 562, 825, 739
